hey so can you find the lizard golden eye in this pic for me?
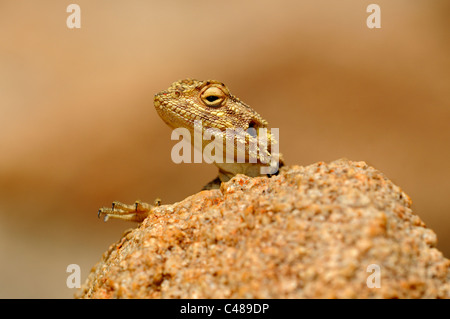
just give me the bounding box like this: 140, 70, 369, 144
201, 87, 226, 107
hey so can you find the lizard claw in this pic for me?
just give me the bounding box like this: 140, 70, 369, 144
97, 208, 110, 222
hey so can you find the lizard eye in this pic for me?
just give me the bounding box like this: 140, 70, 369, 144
201, 87, 226, 107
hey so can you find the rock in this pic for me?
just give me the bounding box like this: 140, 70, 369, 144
77, 159, 450, 298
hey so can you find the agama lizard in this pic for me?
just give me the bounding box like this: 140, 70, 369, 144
98, 79, 283, 222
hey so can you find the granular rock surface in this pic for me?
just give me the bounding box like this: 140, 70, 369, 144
77, 159, 450, 298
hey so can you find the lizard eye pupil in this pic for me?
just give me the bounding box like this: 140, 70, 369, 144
206, 96, 219, 102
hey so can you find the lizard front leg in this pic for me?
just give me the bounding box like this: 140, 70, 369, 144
202, 169, 235, 190
98, 199, 161, 223
202, 176, 222, 190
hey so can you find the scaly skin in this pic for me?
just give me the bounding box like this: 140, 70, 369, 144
98, 79, 282, 222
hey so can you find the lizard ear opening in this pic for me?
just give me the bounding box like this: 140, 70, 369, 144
247, 121, 258, 137
201, 86, 226, 107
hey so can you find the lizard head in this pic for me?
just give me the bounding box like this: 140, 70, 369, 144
154, 79, 268, 133
154, 79, 282, 177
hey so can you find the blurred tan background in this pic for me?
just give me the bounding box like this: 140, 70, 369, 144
0, 0, 448, 298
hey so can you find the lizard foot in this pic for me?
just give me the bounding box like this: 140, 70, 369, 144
98, 198, 161, 223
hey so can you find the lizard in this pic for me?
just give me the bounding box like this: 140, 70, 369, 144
98, 79, 283, 222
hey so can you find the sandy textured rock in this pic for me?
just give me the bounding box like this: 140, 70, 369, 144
77, 159, 449, 298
